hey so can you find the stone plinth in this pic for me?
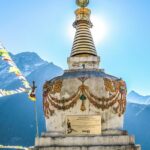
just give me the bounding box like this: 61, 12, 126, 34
31, 130, 141, 150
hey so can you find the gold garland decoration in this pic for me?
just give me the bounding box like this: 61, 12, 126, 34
47, 87, 81, 103
104, 78, 115, 92
43, 78, 127, 118
47, 91, 81, 110
43, 97, 55, 119
43, 79, 62, 96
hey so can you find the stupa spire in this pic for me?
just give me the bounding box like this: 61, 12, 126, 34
70, 0, 97, 56
68, 0, 100, 70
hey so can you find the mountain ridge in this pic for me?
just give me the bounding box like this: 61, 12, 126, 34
127, 90, 150, 105
0, 51, 63, 146
0, 51, 63, 89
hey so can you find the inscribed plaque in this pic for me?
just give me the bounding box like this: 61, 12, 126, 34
66, 115, 101, 135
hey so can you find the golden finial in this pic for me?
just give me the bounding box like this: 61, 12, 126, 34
76, 0, 89, 8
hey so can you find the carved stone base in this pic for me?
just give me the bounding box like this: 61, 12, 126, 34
31, 130, 141, 150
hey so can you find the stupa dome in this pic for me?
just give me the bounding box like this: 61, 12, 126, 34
43, 69, 126, 131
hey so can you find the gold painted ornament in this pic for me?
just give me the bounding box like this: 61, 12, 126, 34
43, 77, 127, 118
76, 0, 89, 7
80, 101, 86, 111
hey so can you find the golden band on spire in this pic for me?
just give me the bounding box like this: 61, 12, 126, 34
75, 7, 91, 16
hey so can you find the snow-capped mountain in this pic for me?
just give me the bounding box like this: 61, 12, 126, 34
13, 52, 46, 76
0, 52, 63, 146
0, 52, 45, 87
0, 52, 63, 89
124, 102, 150, 150
124, 91, 150, 150
127, 90, 150, 105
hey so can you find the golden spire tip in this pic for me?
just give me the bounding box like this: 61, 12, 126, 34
76, 0, 89, 8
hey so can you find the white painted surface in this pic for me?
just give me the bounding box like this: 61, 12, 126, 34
45, 77, 124, 133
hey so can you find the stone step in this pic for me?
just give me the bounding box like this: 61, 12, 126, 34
35, 135, 135, 147
41, 130, 128, 137
32, 145, 141, 150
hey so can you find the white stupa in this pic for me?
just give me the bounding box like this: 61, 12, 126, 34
32, 0, 141, 150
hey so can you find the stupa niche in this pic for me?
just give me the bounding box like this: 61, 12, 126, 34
31, 0, 141, 150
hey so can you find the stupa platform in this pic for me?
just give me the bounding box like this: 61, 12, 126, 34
31, 130, 141, 150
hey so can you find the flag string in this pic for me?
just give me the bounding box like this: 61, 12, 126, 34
0, 42, 35, 101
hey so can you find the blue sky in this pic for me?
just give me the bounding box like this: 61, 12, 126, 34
0, 0, 150, 95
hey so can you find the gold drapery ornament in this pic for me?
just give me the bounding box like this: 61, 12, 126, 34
43, 78, 126, 118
